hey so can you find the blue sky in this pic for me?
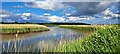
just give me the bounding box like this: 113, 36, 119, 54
2, 2, 63, 16
1, 1, 120, 24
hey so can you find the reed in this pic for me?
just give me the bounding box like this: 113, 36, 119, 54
2, 33, 41, 52
1, 24, 50, 34
52, 25, 120, 52
59, 25, 99, 32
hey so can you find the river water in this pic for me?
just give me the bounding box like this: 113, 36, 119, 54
2, 27, 88, 52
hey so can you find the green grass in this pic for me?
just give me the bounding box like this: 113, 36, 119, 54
51, 25, 120, 52
1, 24, 50, 34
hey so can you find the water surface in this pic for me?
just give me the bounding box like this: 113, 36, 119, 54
2, 27, 87, 52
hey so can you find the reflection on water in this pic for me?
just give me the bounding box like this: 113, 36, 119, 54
2, 27, 89, 52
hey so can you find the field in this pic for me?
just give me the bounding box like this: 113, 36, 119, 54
1, 24, 50, 34
49, 25, 120, 52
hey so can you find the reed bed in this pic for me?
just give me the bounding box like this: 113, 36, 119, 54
59, 25, 99, 32
52, 25, 120, 52
59, 25, 111, 32
0, 24, 50, 34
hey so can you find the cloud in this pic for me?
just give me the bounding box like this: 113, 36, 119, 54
67, 16, 96, 23
0, 10, 65, 23
43, 13, 51, 16
101, 6, 119, 19
25, 1, 64, 10
113, 14, 120, 18
47, 15, 65, 22
0, 10, 12, 18
63, 2, 112, 15
22, 13, 31, 16
21, 13, 31, 20
68, 17, 86, 21
0, 15, 10, 18
25, 1, 112, 15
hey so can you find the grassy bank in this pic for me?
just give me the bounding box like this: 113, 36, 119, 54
51, 25, 120, 52
59, 25, 106, 31
1, 24, 50, 34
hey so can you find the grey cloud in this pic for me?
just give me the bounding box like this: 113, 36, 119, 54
25, 1, 112, 15
62, 2, 112, 15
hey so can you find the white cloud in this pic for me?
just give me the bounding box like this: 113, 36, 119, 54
25, 0, 64, 10
102, 8, 113, 15
112, 14, 120, 17
102, 7, 119, 19
0, 10, 12, 18
22, 13, 31, 16
21, 13, 31, 20
47, 15, 65, 22
68, 17, 80, 21
43, 13, 51, 16
67, 16, 93, 21
0, 15, 10, 18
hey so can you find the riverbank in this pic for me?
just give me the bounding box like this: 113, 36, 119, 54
59, 25, 97, 32
1, 24, 50, 34
51, 25, 120, 52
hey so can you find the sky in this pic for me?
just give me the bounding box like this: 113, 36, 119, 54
0, 1, 120, 24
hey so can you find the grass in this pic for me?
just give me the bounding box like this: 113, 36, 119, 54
51, 25, 120, 52
59, 25, 106, 31
1, 24, 50, 34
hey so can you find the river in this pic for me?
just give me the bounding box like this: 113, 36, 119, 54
2, 27, 88, 52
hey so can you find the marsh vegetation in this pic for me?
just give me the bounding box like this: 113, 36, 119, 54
1, 24, 119, 53
1, 24, 50, 34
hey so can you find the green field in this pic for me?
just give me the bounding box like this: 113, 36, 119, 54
1, 24, 50, 34
49, 25, 120, 52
